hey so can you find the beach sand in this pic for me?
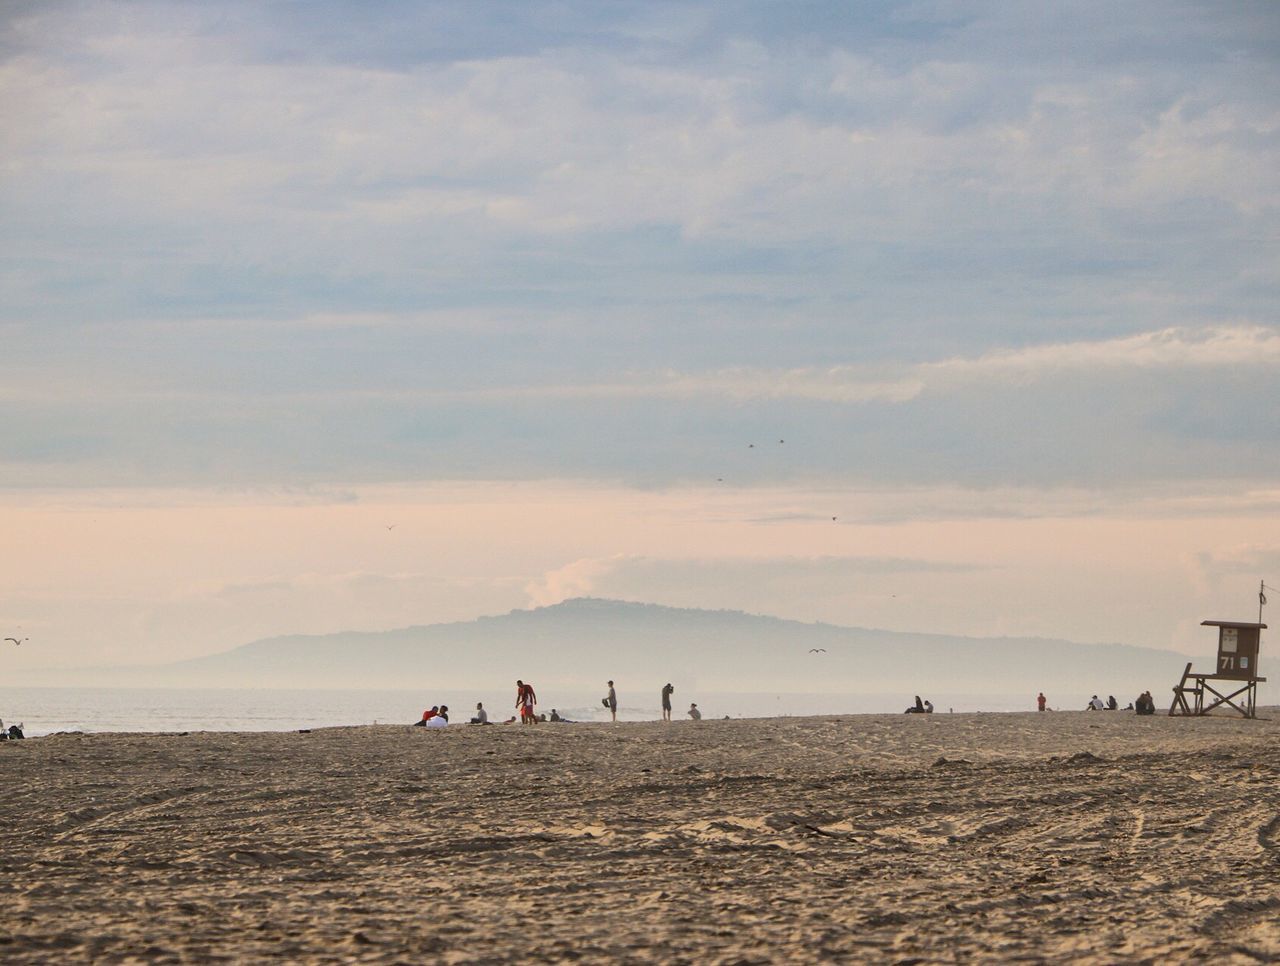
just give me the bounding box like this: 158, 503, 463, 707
2, 710, 1278, 963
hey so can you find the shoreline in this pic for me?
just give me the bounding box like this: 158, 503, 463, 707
5, 704, 1278, 740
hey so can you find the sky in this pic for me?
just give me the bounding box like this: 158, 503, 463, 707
1, 1, 1278, 674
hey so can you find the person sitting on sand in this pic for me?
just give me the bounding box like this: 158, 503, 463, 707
549, 709, 562, 722
905, 695, 926, 714
687, 703, 701, 720
413, 706, 440, 726
438, 705, 449, 722
923, 700, 934, 714
1087, 695, 1106, 711
1134, 691, 1155, 716
1106, 695, 1118, 711
470, 702, 489, 725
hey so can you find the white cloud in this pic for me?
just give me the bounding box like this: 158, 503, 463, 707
930, 324, 1280, 377
525, 555, 631, 607
2, 3, 1277, 492
505, 324, 1280, 404
0, 322, 1274, 412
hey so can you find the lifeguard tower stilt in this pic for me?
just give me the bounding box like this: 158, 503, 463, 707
1169, 620, 1266, 719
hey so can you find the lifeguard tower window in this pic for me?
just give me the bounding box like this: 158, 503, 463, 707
1205, 621, 1262, 680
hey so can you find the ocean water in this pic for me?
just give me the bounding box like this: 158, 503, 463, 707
0, 687, 1042, 737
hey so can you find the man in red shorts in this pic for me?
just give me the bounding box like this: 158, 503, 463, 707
516, 680, 538, 724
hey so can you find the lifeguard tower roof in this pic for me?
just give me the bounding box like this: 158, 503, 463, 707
1200, 621, 1267, 629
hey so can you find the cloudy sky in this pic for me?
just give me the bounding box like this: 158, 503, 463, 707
2, 1, 1278, 672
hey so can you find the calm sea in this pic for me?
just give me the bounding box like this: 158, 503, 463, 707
0, 687, 1041, 737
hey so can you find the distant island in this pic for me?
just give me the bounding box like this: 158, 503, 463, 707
24, 598, 1188, 697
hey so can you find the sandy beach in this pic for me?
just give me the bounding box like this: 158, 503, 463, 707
2, 710, 1278, 963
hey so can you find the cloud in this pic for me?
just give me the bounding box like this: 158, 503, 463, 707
4, 322, 1272, 405
930, 325, 1280, 379
1, 2, 1277, 493
525, 555, 632, 607
514, 324, 1280, 404
2, 321, 1278, 490
1192, 546, 1280, 579
4, 1, 1277, 328
526, 552, 987, 610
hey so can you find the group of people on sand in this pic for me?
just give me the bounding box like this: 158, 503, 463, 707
659, 683, 702, 720
1086, 693, 1151, 713
510, 682, 577, 725
1034, 690, 1157, 714
0, 718, 23, 740
413, 704, 450, 728
412, 679, 703, 728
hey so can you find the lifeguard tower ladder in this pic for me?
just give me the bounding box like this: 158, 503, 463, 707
1169, 620, 1266, 719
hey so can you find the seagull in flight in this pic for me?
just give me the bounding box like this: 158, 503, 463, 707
808, 648, 826, 653
386, 524, 397, 530
5, 637, 26, 646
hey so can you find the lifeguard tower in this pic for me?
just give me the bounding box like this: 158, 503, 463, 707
1169, 620, 1266, 719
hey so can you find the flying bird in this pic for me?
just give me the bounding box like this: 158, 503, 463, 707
5, 637, 26, 646
386, 524, 397, 530
808, 648, 826, 653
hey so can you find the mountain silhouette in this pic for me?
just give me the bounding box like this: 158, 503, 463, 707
36, 598, 1189, 696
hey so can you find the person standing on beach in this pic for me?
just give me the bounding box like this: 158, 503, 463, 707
661, 683, 674, 722
1037, 692, 1047, 712
516, 680, 538, 724
606, 680, 617, 722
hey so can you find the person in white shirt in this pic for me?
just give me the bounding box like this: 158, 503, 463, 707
1087, 695, 1106, 711
687, 703, 701, 720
